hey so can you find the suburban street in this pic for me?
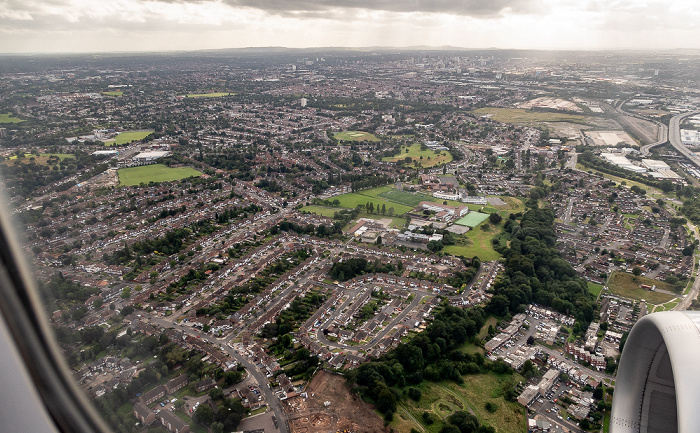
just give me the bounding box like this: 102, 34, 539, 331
143, 312, 289, 433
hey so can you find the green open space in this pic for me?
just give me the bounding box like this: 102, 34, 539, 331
102, 91, 123, 96
608, 271, 676, 304
117, 164, 202, 186
443, 224, 501, 261
183, 92, 234, 98
0, 112, 25, 123
476, 316, 499, 341
455, 212, 489, 228
575, 164, 665, 198
41, 153, 75, 160
299, 205, 339, 218
4, 153, 75, 166
588, 282, 604, 299
400, 375, 524, 433
334, 130, 380, 142
383, 144, 453, 168
472, 107, 588, 124
102, 130, 154, 145
377, 189, 429, 207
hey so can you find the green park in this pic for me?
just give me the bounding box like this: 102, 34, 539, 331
103, 130, 154, 145
334, 130, 380, 142
0, 112, 25, 123
383, 144, 453, 168
118, 164, 202, 186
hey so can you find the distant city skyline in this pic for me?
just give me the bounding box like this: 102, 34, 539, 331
0, 0, 698, 54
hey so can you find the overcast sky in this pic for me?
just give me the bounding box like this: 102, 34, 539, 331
0, 0, 698, 53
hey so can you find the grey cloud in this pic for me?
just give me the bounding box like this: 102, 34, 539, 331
220, 0, 535, 17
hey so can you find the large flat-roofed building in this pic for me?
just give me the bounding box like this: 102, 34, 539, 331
681, 129, 700, 146
133, 151, 170, 163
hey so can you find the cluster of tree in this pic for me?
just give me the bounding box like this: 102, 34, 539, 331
349, 174, 394, 192
272, 220, 343, 238
103, 228, 191, 265
198, 249, 311, 316
254, 178, 284, 193
0, 151, 106, 198
487, 209, 595, 327
328, 258, 399, 282
149, 204, 187, 223
282, 348, 320, 381
193, 394, 247, 433
577, 150, 662, 189
166, 262, 221, 295
215, 203, 263, 224
438, 411, 495, 433
261, 291, 326, 343
38, 271, 99, 305
444, 257, 481, 289
346, 305, 512, 422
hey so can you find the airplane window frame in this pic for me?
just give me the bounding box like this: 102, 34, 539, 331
0, 189, 111, 433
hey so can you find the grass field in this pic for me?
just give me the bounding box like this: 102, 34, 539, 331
383, 144, 453, 168
334, 130, 380, 142
378, 189, 431, 207
399, 375, 524, 433
102, 91, 123, 96
472, 107, 588, 124
41, 153, 75, 160
118, 164, 201, 186
3, 153, 75, 167
608, 271, 676, 304
103, 130, 154, 145
184, 92, 233, 98
455, 212, 490, 227
0, 113, 25, 123
300, 205, 339, 217
588, 282, 604, 299
443, 223, 501, 261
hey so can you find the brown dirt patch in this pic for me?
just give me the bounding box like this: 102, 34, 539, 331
285, 370, 388, 433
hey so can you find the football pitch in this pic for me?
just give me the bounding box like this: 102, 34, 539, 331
455, 212, 490, 227
118, 164, 202, 186
377, 189, 428, 207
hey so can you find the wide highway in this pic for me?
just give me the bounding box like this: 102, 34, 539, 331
667, 111, 700, 168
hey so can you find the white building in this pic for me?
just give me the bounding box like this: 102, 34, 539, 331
133, 151, 170, 163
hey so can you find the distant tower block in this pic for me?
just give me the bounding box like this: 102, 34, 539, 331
300, 98, 308, 107
0, 128, 6, 138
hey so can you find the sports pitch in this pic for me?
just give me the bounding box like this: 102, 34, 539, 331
382, 144, 453, 167
118, 164, 202, 186
455, 212, 490, 227
334, 131, 380, 142
0, 113, 25, 124
103, 130, 154, 145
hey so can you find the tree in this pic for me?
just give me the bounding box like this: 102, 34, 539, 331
120, 287, 131, 299
488, 213, 502, 224
408, 387, 422, 401
381, 204, 386, 215
388, 207, 395, 216
194, 403, 214, 425
632, 267, 643, 277
376, 387, 396, 413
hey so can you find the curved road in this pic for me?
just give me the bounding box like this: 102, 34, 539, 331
144, 313, 289, 433
666, 111, 700, 168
